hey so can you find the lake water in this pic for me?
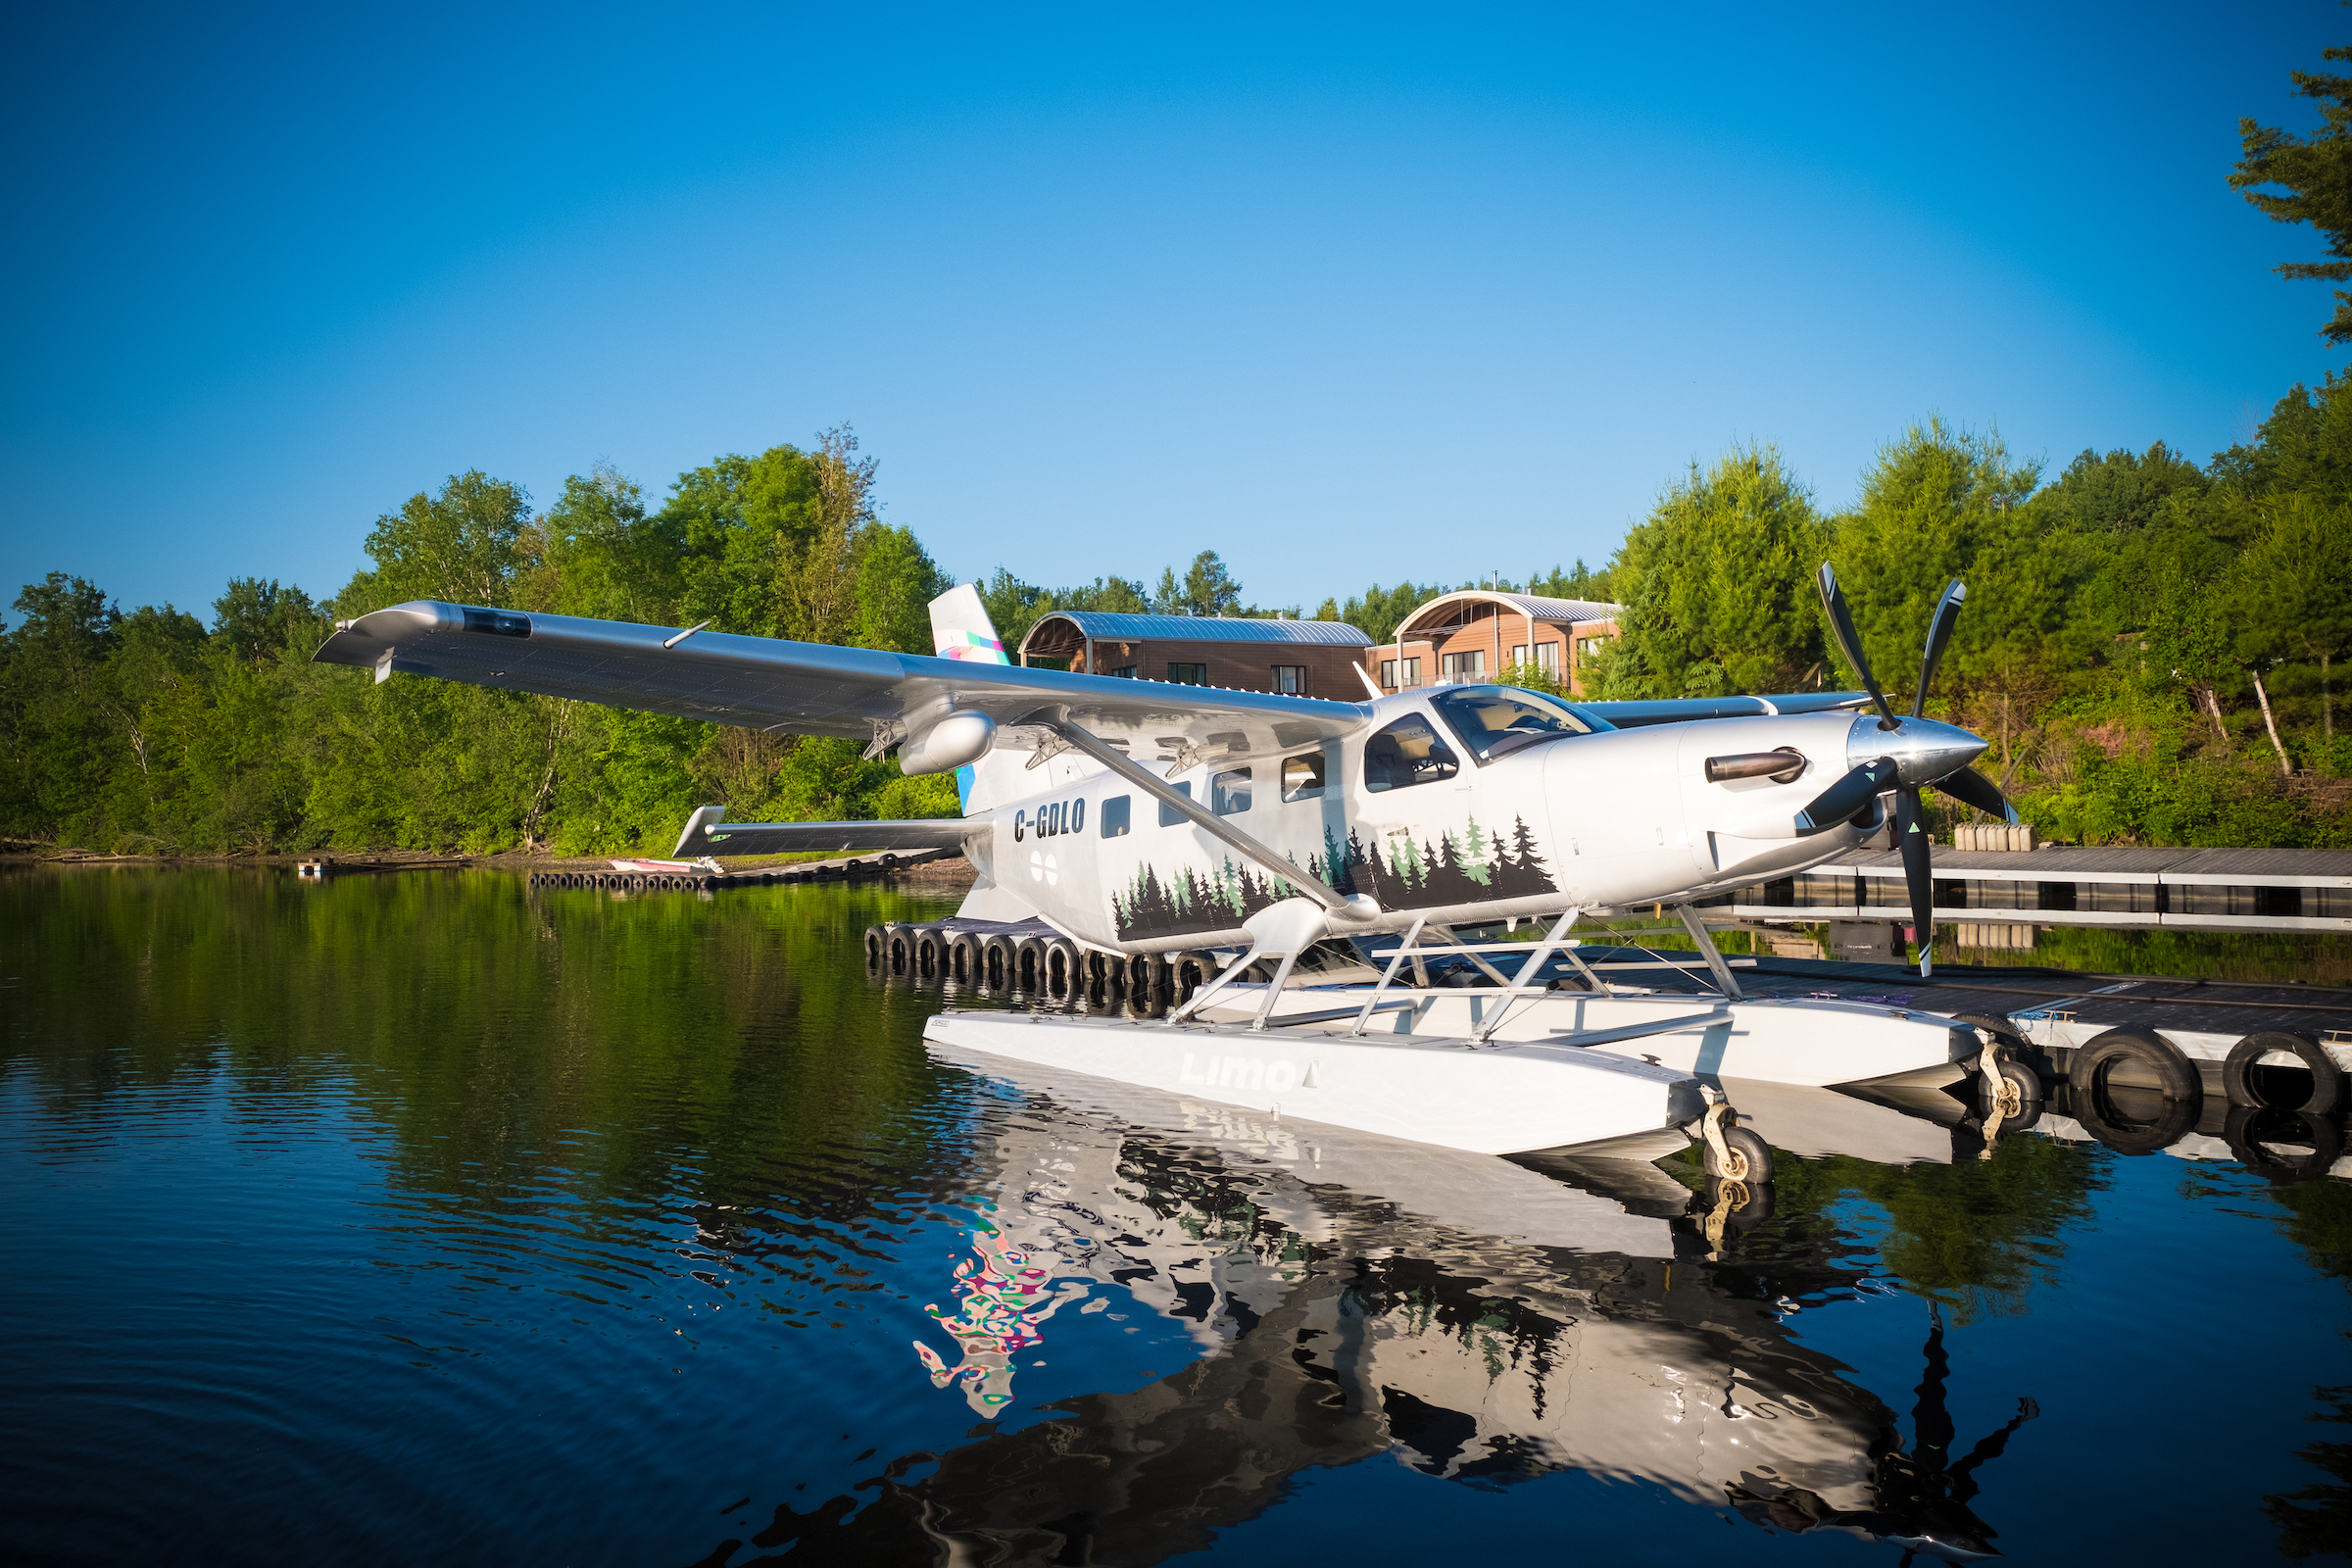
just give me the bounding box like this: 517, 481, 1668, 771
7, 867, 2352, 1566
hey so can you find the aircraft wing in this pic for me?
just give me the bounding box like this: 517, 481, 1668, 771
1575, 693, 1871, 728
313, 601, 1373, 761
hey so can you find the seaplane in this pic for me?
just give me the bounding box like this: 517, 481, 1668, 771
315, 565, 2024, 1176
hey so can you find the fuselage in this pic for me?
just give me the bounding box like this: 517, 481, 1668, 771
957, 686, 1887, 953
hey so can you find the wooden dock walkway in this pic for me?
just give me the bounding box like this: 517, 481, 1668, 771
521, 847, 958, 893
1719, 844, 2352, 932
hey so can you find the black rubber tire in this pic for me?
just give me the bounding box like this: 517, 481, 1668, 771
1044, 937, 1082, 998
1013, 937, 1048, 992
1955, 1009, 2035, 1064
2070, 1027, 2200, 1154
914, 927, 945, 978
2225, 1104, 2345, 1183
1701, 1124, 1775, 1184
1981, 1057, 2045, 1134
945, 932, 979, 984
863, 925, 886, 965
2223, 1030, 2346, 1115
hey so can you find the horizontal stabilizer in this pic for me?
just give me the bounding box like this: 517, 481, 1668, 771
672, 808, 976, 858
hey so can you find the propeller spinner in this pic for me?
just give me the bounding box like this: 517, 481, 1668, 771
1798, 564, 2020, 977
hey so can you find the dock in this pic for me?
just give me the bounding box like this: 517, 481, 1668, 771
521, 846, 958, 893
1715, 842, 2352, 933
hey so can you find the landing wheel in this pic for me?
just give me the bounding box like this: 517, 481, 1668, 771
1701, 1121, 1774, 1184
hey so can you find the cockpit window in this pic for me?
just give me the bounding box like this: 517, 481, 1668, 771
1363, 712, 1461, 792
1429, 685, 1600, 764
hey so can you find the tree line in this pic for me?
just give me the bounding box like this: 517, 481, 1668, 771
6, 389, 2351, 856
1579, 394, 2352, 847
0, 422, 1606, 858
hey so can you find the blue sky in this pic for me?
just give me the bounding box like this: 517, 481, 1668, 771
2, 2, 2342, 621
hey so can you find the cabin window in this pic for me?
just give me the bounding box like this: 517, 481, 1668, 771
1428, 685, 1597, 764
1210, 767, 1251, 814
1362, 713, 1460, 792
1101, 796, 1130, 837
1157, 780, 1194, 827
1271, 664, 1305, 694
1281, 753, 1325, 802
1167, 662, 1207, 685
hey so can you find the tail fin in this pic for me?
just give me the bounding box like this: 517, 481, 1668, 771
928, 583, 1010, 666
925, 584, 1015, 812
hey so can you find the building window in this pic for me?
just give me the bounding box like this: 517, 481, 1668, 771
1100, 796, 1131, 837
1281, 752, 1325, 802
1167, 662, 1207, 685
1382, 657, 1421, 690
1509, 643, 1528, 666
1363, 713, 1461, 792
1534, 642, 1560, 674
1440, 649, 1486, 682
1380, 660, 1396, 688
1210, 767, 1251, 814
1577, 636, 1611, 659
1271, 664, 1305, 694
1108, 665, 1137, 679
1157, 780, 1194, 827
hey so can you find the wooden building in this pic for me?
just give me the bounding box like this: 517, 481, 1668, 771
1366, 591, 1622, 697
1017, 612, 1374, 698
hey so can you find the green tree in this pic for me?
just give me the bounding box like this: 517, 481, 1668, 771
1592, 444, 1827, 699
1155, 551, 1243, 616
2030, 443, 2209, 536
343, 471, 533, 613
529, 464, 684, 624
1321, 581, 1446, 644
0, 574, 125, 841
852, 524, 951, 656
1828, 419, 2049, 705
2233, 491, 2352, 745
2231, 42, 2352, 344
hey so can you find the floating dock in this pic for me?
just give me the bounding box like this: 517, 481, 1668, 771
1717, 842, 2352, 933
520, 846, 958, 893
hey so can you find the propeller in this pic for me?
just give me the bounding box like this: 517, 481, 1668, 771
1794, 565, 2021, 978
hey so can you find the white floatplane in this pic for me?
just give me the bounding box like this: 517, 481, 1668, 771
315, 564, 2023, 1168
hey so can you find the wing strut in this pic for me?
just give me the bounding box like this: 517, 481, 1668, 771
1042, 718, 1362, 918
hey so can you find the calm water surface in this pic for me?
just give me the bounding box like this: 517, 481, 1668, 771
7, 867, 2352, 1565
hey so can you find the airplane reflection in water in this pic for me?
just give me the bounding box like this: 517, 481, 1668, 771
715, 1071, 2035, 1565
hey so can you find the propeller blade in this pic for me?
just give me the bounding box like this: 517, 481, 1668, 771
1932, 765, 2018, 823
1793, 757, 1898, 833
1814, 564, 1899, 731
1896, 785, 1936, 978
1911, 580, 1966, 720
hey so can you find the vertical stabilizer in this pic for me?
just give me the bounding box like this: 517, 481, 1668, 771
926, 584, 1017, 812
928, 583, 1010, 667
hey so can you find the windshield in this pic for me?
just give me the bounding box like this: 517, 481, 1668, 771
1428, 685, 1601, 764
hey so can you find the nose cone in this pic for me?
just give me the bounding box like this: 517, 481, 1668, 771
1847, 714, 1989, 787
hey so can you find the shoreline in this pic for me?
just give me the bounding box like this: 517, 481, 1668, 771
0, 849, 979, 884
